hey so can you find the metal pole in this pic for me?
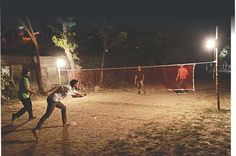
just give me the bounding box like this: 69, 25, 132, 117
215, 26, 220, 110
57, 66, 62, 85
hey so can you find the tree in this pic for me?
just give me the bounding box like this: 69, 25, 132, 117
18, 17, 44, 92
50, 17, 78, 69
219, 45, 231, 70
1, 73, 15, 100
97, 21, 128, 85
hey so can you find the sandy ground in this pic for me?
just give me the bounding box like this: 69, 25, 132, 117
1, 88, 230, 156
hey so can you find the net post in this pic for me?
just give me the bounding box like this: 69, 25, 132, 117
192, 64, 196, 92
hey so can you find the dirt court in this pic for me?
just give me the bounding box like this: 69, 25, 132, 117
1, 88, 231, 156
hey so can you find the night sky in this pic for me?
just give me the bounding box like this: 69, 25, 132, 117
1, 0, 234, 19
1, 0, 234, 67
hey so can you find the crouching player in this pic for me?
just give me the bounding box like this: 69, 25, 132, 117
31, 79, 86, 140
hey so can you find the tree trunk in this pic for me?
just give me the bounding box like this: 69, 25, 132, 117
99, 48, 105, 85
99, 25, 107, 85
65, 48, 75, 80
18, 18, 44, 93
62, 24, 75, 70
34, 42, 44, 92
65, 48, 75, 69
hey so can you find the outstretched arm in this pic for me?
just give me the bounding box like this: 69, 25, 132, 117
71, 90, 87, 98
43, 86, 61, 96
69, 86, 86, 98
26, 86, 36, 94
72, 93, 87, 98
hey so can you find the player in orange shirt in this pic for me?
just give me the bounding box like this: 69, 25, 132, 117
176, 65, 188, 94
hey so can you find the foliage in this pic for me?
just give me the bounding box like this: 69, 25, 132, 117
97, 26, 114, 48
219, 45, 230, 64
52, 35, 78, 52
96, 24, 128, 84
219, 48, 228, 58
57, 17, 76, 29
117, 32, 128, 42
50, 17, 79, 63
1, 73, 15, 99
97, 26, 128, 49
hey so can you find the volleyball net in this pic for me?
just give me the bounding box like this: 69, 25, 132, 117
60, 61, 215, 91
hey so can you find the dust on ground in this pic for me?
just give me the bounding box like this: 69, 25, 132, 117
1, 88, 230, 156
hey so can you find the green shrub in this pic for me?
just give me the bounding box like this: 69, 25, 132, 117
1, 73, 15, 100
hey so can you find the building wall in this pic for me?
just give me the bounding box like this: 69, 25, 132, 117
1, 55, 69, 93
1, 55, 37, 96
39, 56, 70, 90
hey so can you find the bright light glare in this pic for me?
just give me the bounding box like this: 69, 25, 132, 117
206, 39, 216, 49
57, 58, 65, 68
18, 26, 24, 30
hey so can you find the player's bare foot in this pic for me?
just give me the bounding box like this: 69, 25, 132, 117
63, 123, 71, 127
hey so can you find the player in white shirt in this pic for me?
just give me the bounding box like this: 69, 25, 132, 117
31, 79, 86, 140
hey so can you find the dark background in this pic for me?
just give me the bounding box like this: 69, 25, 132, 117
1, 0, 234, 68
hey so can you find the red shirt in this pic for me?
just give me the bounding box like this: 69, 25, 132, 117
178, 67, 188, 79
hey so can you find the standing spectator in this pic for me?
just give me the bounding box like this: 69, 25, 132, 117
176, 65, 189, 94
134, 65, 146, 95
11, 68, 36, 124
31, 79, 86, 141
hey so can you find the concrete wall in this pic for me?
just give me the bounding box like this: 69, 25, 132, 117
39, 56, 70, 90
1, 55, 70, 92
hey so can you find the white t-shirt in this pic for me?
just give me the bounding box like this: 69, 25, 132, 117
49, 85, 79, 101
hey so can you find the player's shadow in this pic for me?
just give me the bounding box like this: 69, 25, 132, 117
62, 126, 70, 156
20, 142, 37, 156
40, 125, 64, 129
220, 109, 231, 113
2, 121, 29, 137
2, 124, 15, 129
2, 140, 35, 145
